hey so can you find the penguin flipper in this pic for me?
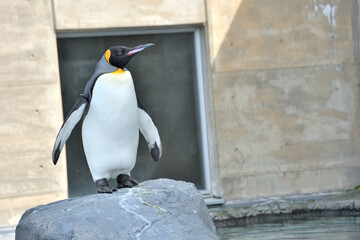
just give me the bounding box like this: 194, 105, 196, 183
137, 100, 162, 162
52, 97, 88, 165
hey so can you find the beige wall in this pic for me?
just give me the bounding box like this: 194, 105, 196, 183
53, 0, 206, 30
0, 0, 67, 226
207, 0, 360, 200
2, 0, 360, 226
0, 0, 207, 227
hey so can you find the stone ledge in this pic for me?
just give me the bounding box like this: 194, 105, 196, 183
210, 190, 360, 227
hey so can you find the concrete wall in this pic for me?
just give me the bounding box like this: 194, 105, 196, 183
0, 0, 207, 227
207, 0, 360, 201
2, 0, 360, 226
0, 0, 67, 226
53, 0, 206, 30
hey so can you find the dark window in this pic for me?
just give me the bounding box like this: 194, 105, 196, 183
57, 31, 206, 197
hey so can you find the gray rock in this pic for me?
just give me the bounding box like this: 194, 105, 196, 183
16, 179, 218, 240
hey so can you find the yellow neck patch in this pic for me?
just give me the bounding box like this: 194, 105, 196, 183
105, 49, 111, 64
112, 68, 125, 74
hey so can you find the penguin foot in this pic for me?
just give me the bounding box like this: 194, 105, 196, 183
117, 174, 139, 189
96, 178, 116, 194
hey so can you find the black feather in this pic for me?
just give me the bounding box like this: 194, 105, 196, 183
52, 141, 61, 165
150, 142, 160, 162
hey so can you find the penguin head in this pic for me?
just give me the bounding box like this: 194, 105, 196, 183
104, 43, 154, 69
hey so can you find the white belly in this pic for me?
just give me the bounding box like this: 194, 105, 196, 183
82, 71, 139, 181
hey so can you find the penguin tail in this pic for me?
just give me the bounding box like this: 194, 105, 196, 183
51, 97, 88, 165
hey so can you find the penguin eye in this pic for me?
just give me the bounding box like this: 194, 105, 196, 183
117, 49, 125, 56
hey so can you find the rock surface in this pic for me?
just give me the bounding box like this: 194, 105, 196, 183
15, 179, 218, 240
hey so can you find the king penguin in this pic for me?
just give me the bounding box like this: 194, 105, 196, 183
52, 43, 162, 193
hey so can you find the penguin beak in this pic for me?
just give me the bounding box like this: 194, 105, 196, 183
127, 43, 154, 56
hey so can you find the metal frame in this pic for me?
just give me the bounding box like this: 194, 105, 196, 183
57, 26, 199, 38
193, 29, 211, 195
57, 26, 221, 203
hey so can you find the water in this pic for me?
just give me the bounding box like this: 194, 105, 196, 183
217, 217, 360, 240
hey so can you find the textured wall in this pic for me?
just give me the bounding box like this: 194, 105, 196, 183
2, 0, 360, 227
0, 0, 67, 226
0, 0, 208, 227
53, 0, 206, 30
207, 0, 360, 200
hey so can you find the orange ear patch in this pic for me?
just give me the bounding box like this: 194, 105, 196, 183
105, 49, 111, 64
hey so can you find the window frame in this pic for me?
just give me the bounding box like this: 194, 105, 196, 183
57, 26, 222, 204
